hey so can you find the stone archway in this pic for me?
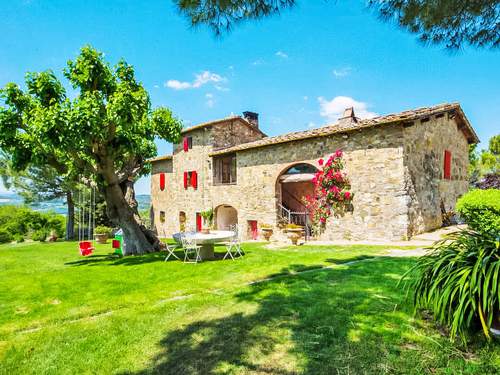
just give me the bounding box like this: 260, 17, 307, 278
215, 205, 238, 230
277, 163, 318, 212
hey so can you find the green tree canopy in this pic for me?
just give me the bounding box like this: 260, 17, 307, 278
175, 0, 500, 49
0, 46, 183, 254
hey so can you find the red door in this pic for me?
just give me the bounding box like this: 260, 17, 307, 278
248, 220, 258, 240
196, 213, 202, 232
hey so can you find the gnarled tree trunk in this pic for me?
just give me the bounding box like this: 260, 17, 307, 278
100, 167, 161, 255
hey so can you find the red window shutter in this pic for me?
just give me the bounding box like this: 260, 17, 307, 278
196, 213, 202, 232
191, 171, 198, 189
183, 171, 188, 189
183, 137, 188, 152
444, 150, 452, 179
159, 173, 165, 191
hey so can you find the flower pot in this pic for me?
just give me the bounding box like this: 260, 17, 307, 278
261, 228, 273, 241
287, 228, 303, 245
95, 233, 108, 244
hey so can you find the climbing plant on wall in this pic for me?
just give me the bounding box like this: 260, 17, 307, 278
303, 150, 353, 233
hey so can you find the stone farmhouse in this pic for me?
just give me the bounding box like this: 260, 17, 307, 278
149, 103, 478, 241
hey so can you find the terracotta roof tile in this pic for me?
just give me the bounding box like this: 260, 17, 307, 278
210, 103, 478, 156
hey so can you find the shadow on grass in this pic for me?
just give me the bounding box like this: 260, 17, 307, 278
124, 257, 432, 375
65, 245, 242, 267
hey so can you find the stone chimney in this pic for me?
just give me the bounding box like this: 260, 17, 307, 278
338, 107, 358, 126
243, 111, 259, 128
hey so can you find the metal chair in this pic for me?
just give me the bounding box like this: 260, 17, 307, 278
164, 243, 180, 262
182, 234, 202, 263
223, 224, 243, 260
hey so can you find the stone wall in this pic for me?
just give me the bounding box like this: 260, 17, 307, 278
204, 124, 408, 241
403, 114, 470, 235
152, 120, 265, 236
151, 114, 471, 241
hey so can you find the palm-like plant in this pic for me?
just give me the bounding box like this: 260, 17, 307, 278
402, 229, 500, 342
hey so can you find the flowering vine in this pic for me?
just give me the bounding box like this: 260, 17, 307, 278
303, 150, 353, 232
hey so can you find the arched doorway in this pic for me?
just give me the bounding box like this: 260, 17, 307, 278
215, 205, 238, 230
276, 163, 318, 230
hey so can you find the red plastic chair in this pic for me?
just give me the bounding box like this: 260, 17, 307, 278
79, 241, 94, 256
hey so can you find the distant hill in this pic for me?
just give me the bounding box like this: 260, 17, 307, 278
0, 193, 151, 215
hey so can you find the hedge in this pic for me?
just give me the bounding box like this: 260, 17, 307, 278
456, 189, 500, 234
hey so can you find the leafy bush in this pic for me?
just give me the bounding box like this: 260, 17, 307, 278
32, 229, 48, 242
0, 229, 13, 244
456, 189, 500, 235
94, 225, 112, 236
13, 234, 24, 243
0, 206, 65, 240
402, 229, 499, 342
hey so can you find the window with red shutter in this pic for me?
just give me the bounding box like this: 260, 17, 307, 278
444, 150, 452, 180
183, 171, 188, 189
191, 171, 198, 189
159, 173, 165, 191
183, 137, 188, 152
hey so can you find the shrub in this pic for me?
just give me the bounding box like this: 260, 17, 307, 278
402, 229, 499, 342
94, 225, 112, 236
32, 229, 48, 242
13, 234, 24, 243
456, 189, 500, 234
0, 229, 13, 244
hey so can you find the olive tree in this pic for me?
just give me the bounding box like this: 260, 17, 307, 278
0, 46, 182, 255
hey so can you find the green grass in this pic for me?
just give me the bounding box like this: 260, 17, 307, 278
0, 241, 498, 374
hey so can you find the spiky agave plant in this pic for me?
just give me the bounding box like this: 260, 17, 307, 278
401, 229, 500, 342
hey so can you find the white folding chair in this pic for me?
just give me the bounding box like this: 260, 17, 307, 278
164, 243, 180, 261
182, 235, 202, 263
223, 225, 243, 260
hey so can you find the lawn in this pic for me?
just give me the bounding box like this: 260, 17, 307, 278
0, 241, 498, 374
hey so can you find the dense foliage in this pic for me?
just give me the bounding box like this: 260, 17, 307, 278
456, 189, 500, 235
404, 189, 500, 342
403, 229, 499, 342
175, 0, 500, 49
303, 151, 353, 232
469, 134, 499, 185
0, 205, 65, 243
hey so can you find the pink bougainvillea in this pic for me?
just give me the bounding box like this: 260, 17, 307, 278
303, 150, 353, 232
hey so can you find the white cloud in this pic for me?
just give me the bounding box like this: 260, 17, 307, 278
251, 59, 264, 66
153, 84, 160, 89
333, 67, 352, 78
275, 51, 288, 59
303, 96, 308, 101
165, 71, 226, 90
165, 80, 191, 90
318, 96, 377, 122
205, 93, 215, 108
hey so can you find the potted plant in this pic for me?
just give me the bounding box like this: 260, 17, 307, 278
94, 225, 112, 244
200, 208, 214, 234
260, 223, 273, 241
286, 223, 303, 245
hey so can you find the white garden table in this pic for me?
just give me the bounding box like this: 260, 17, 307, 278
172, 230, 235, 260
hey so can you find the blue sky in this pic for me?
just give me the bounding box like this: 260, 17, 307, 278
1, 0, 499, 195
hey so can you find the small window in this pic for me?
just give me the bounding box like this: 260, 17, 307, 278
183, 136, 193, 152
159, 211, 166, 223
213, 154, 237, 185
184, 171, 198, 189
